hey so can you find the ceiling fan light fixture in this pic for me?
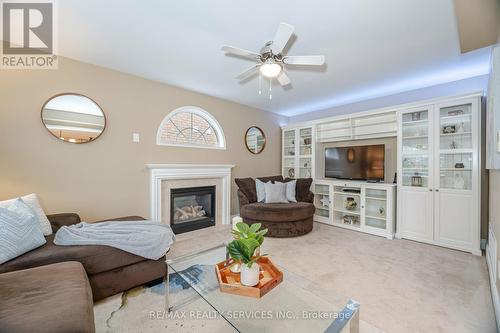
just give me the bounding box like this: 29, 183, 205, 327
259, 62, 282, 78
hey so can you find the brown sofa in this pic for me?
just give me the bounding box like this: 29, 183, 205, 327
0, 213, 166, 301
0, 262, 95, 333
235, 176, 315, 237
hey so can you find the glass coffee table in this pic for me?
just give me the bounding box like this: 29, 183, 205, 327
166, 243, 360, 333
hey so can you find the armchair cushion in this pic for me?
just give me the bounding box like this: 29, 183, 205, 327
237, 190, 250, 207
285, 178, 313, 203
235, 178, 257, 203
235, 176, 285, 204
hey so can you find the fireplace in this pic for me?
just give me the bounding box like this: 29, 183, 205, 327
170, 186, 216, 234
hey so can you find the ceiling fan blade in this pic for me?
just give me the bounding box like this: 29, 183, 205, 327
283, 55, 325, 66
271, 22, 294, 54
222, 45, 261, 60
235, 65, 259, 80
277, 72, 291, 86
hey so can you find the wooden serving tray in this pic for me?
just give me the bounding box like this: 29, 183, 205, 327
215, 257, 283, 298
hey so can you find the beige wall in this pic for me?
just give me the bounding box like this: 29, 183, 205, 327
0, 57, 287, 221
316, 137, 397, 183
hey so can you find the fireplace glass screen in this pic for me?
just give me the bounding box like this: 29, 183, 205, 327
170, 186, 215, 234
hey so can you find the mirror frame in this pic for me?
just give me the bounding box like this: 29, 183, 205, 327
245, 126, 266, 154
40, 93, 107, 144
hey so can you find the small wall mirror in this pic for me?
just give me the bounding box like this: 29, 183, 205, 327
245, 126, 266, 154
41, 93, 106, 143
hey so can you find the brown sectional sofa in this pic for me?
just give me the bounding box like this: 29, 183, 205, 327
0, 213, 168, 333
0, 213, 166, 301
235, 176, 315, 237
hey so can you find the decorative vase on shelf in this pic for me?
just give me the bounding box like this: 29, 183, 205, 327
344, 197, 357, 210
241, 263, 260, 286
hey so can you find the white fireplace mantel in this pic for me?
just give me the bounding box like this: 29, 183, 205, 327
147, 164, 235, 225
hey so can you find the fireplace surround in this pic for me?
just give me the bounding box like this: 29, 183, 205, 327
147, 164, 234, 229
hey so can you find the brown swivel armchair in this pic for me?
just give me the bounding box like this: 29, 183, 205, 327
235, 176, 315, 237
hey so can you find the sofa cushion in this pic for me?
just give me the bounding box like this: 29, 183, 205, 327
0, 261, 94, 333
0, 234, 146, 275
285, 178, 313, 202
241, 202, 315, 222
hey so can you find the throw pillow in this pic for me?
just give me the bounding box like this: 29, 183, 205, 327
257, 175, 284, 183
255, 179, 268, 203
285, 178, 313, 202
0, 199, 46, 264
283, 180, 297, 203
0, 193, 52, 235
264, 182, 288, 204
235, 178, 257, 203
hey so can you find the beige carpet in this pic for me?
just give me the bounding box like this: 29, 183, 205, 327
95, 223, 496, 333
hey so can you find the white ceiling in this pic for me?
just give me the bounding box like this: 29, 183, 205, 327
57, 0, 492, 116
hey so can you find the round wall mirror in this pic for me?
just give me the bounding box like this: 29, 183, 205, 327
245, 126, 266, 154
41, 93, 106, 144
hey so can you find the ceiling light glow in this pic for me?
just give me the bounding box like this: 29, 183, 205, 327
260, 62, 282, 78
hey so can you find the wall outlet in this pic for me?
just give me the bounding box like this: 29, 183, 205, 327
132, 133, 140, 143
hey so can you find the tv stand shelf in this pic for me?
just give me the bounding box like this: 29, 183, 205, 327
313, 179, 396, 239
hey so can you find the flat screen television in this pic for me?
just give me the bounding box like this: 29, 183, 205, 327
325, 144, 385, 181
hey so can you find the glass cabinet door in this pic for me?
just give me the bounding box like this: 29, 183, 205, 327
314, 184, 330, 219
364, 189, 387, 230
298, 128, 313, 178
401, 109, 431, 188
438, 103, 473, 190
299, 128, 312, 156
283, 129, 296, 178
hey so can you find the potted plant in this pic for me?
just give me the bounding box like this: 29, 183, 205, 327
231, 222, 267, 244
227, 222, 267, 286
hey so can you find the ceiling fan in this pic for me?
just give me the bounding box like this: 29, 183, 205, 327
222, 22, 325, 95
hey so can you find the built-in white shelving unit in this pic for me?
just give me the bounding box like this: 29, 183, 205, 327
397, 95, 482, 255
282, 92, 483, 252
316, 110, 397, 142
313, 180, 396, 239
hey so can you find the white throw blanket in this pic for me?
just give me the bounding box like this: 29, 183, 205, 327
54, 220, 175, 260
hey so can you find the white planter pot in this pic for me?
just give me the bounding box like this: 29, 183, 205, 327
240, 263, 260, 286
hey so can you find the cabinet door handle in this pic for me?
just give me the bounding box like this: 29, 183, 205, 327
435, 189, 439, 192
429, 189, 433, 192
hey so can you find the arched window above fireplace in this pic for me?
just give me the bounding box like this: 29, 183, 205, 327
156, 106, 226, 149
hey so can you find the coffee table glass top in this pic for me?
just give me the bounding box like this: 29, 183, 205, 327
166, 243, 359, 333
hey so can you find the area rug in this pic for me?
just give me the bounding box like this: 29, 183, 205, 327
94, 265, 234, 333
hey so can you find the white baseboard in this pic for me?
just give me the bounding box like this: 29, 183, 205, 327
486, 225, 500, 330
